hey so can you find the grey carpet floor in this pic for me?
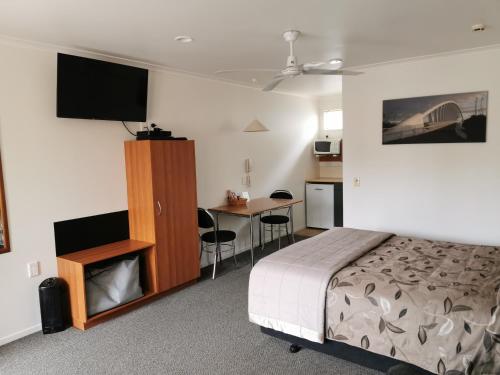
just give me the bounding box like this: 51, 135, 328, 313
0, 238, 382, 375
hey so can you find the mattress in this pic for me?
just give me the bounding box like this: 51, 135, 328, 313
325, 235, 500, 375
249, 228, 392, 342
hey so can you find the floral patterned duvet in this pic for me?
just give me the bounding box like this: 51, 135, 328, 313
326, 236, 500, 375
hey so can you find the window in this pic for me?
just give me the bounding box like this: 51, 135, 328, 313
323, 110, 343, 130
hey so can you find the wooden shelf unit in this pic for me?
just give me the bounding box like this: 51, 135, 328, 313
57, 239, 157, 330
57, 140, 201, 330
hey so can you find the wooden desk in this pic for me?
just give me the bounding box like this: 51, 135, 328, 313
209, 198, 303, 266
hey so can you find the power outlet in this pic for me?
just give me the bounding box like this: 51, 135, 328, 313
27, 261, 40, 278
353, 177, 361, 187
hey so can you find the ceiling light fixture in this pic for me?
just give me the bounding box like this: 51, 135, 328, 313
174, 35, 193, 43
328, 58, 343, 65
471, 24, 485, 32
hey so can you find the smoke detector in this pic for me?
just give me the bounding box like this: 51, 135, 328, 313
174, 35, 194, 43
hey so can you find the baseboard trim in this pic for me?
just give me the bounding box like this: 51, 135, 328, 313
0, 324, 41, 347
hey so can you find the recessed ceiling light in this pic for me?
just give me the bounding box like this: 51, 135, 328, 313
471, 24, 485, 32
328, 58, 343, 65
174, 35, 193, 43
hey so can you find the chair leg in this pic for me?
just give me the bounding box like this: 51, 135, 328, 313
261, 223, 266, 251
217, 242, 222, 266
199, 240, 203, 260
212, 244, 218, 280
285, 224, 291, 245
271, 224, 274, 243
278, 224, 281, 250
232, 240, 238, 266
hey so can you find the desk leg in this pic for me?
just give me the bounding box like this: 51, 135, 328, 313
290, 205, 295, 243
250, 215, 254, 267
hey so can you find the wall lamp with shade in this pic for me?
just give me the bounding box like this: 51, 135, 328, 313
243, 119, 269, 132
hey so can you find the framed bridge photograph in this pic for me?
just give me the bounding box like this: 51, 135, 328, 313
382, 91, 488, 144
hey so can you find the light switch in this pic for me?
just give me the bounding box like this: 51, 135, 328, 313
27, 261, 40, 278
244, 158, 253, 173
242, 174, 251, 187
353, 177, 361, 187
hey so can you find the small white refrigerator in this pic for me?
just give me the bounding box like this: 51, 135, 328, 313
306, 182, 343, 229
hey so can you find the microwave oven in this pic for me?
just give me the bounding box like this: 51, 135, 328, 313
313, 139, 341, 155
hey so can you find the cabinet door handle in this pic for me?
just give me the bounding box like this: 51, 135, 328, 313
314, 188, 324, 191
156, 201, 162, 216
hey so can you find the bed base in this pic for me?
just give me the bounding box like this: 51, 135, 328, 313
261, 327, 434, 375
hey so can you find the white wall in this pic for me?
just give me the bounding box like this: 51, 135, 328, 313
317, 94, 343, 178
343, 47, 500, 245
0, 40, 318, 345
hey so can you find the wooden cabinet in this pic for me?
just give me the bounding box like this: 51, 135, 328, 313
57, 240, 157, 330
125, 140, 200, 293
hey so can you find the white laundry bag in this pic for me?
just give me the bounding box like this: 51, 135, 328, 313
85, 256, 143, 316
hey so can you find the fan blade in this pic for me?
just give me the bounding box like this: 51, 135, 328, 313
215, 68, 279, 75
262, 76, 286, 92
303, 69, 362, 76
303, 61, 326, 69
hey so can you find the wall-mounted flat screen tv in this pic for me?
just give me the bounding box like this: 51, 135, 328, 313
57, 53, 148, 122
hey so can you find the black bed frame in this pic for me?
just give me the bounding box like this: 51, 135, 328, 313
261, 327, 434, 375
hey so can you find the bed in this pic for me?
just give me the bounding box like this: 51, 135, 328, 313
248, 228, 500, 375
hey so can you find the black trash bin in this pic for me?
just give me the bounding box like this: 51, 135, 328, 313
39, 277, 70, 334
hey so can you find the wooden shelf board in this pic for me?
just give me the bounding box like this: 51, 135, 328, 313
58, 239, 154, 265
318, 154, 342, 162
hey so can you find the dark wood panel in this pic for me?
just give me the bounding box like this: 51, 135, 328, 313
334, 183, 343, 227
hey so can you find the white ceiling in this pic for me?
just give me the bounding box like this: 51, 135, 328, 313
1, 0, 500, 97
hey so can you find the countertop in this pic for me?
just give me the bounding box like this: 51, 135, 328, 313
305, 177, 343, 184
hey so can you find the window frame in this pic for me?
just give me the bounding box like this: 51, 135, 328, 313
323, 109, 343, 131
0, 153, 10, 254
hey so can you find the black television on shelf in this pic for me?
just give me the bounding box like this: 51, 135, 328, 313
57, 53, 148, 122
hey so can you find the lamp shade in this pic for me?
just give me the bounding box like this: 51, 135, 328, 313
244, 119, 269, 132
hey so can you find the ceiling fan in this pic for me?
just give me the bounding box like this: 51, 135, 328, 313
215, 30, 361, 92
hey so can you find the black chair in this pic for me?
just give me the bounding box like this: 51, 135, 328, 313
197, 208, 237, 279
260, 190, 293, 251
